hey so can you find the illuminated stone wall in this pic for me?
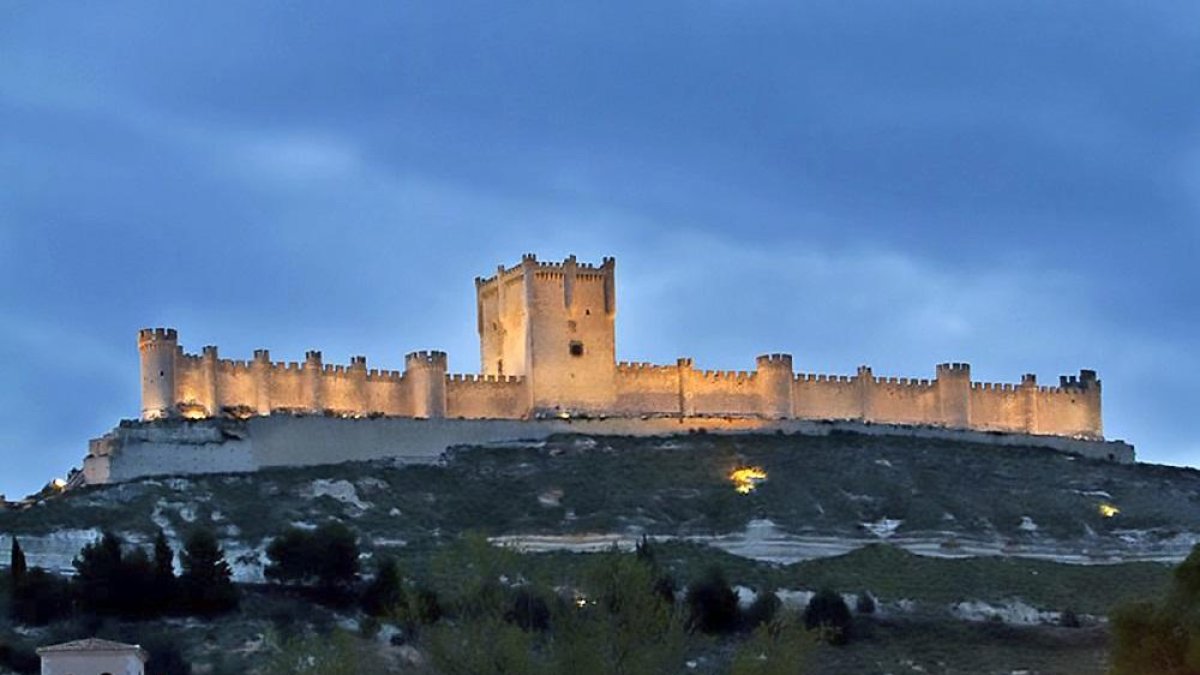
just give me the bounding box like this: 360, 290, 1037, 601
83, 414, 1135, 486
137, 255, 1104, 440
476, 254, 617, 413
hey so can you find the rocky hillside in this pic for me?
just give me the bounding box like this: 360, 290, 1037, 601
3, 430, 1197, 579
4, 429, 1197, 674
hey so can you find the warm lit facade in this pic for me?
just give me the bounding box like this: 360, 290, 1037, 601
139, 254, 1103, 439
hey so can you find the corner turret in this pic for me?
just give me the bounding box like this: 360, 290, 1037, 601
138, 328, 178, 420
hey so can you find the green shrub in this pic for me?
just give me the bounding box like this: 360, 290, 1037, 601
686, 566, 740, 634
804, 589, 851, 645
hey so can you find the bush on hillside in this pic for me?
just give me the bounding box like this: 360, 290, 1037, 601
856, 591, 877, 615
266, 522, 359, 598
685, 566, 740, 634
804, 589, 852, 645
178, 528, 238, 616
1111, 543, 1200, 673
360, 557, 407, 620
742, 588, 781, 631
11, 568, 73, 626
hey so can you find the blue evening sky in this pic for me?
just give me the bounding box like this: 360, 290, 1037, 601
2, 2, 1198, 498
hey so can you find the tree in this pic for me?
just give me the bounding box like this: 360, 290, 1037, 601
1111, 543, 1200, 674
265, 522, 359, 598
855, 591, 877, 615
743, 588, 782, 631
10, 539, 26, 587
10, 568, 73, 625
804, 589, 852, 645
730, 614, 814, 675
361, 557, 407, 620
73, 531, 126, 615
152, 530, 177, 614
686, 566, 740, 634
261, 629, 390, 675
179, 529, 237, 616
550, 552, 687, 675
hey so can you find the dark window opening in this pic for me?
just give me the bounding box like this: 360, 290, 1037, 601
569, 341, 584, 357
159, 371, 165, 377
497, 359, 503, 375
585, 309, 591, 315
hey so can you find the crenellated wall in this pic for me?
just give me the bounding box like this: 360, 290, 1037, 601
136, 254, 1106, 442
446, 374, 527, 418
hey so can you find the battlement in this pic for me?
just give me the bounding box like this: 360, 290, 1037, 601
138, 327, 177, 347
1059, 369, 1099, 389
405, 350, 448, 369
937, 362, 971, 374
697, 369, 756, 382
972, 382, 1021, 392
447, 373, 523, 384
756, 353, 793, 367
366, 368, 404, 382
874, 376, 934, 388
617, 361, 679, 374
477, 254, 615, 288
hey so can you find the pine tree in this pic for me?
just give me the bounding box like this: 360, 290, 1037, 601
152, 529, 177, 613
179, 528, 237, 616
73, 531, 125, 615
361, 557, 407, 619
10, 538, 27, 588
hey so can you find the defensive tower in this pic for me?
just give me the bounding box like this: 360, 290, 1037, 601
476, 254, 617, 413
138, 328, 178, 420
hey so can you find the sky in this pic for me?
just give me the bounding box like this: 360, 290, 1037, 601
2, 2, 1199, 498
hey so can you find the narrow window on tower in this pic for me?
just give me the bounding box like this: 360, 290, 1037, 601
569, 341, 584, 357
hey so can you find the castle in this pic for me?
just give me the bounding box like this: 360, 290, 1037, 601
137, 254, 1103, 440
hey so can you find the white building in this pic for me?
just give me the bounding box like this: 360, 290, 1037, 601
36, 638, 148, 675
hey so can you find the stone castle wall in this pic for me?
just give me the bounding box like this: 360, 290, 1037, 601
135, 254, 1105, 442
83, 414, 1135, 486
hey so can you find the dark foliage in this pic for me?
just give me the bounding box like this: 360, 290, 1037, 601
804, 589, 852, 645
361, 557, 406, 618
855, 591, 877, 615
411, 586, 443, 625
0, 640, 39, 675
10, 539, 26, 586
1111, 543, 1200, 673
505, 587, 550, 632
685, 566, 740, 634
1059, 608, 1080, 628
179, 528, 238, 616
152, 529, 177, 614
141, 634, 192, 675
11, 568, 73, 626
742, 588, 781, 631
265, 522, 360, 596
73, 531, 126, 616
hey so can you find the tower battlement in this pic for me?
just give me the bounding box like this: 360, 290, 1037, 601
136, 255, 1105, 440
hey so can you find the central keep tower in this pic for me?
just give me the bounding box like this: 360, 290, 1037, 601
475, 254, 617, 414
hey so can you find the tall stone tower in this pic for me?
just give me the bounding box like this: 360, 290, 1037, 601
476, 254, 617, 414
138, 328, 178, 420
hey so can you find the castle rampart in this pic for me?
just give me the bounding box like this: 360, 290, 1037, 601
137, 255, 1105, 442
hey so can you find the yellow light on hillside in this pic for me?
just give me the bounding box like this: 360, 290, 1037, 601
730, 467, 768, 494
1099, 503, 1120, 518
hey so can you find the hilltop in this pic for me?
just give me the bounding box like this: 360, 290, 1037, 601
2, 430, 1196, 673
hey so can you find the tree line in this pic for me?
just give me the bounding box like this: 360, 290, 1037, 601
8, 528, 237, 625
